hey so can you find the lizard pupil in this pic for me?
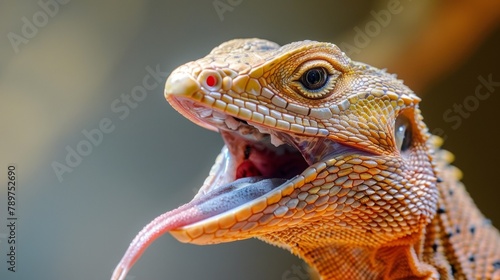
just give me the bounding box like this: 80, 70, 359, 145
300, 67, 328, 90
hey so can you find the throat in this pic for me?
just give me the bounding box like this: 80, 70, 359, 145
260, 230, 439, 280
305, 244, 438, 280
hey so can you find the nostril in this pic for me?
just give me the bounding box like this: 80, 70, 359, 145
164, 73, 199, 97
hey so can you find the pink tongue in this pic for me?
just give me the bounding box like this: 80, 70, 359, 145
111, 176, 286, 280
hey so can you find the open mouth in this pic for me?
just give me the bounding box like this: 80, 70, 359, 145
111, 86, 357, 280
165, 98, 307, 220
178, 98, 308, 193
165, 97, 355, 223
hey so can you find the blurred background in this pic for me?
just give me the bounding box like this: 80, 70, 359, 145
0, 1, 499, 279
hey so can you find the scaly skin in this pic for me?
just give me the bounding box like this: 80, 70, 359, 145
112, 39, 500, 280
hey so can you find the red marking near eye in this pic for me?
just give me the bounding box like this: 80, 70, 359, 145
206, 75, 217, 87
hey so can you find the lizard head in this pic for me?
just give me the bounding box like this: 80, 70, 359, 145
112, 38, 438, 279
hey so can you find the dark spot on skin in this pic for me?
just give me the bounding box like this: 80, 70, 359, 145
451, 264, 457, 275
437, 177, 443, 183
446, 232, 453, 239
493, 261, 500, 270
449, 189, 454, 196
469, 255, 475, 262
437, 208, 446, 214
432, 243, 438, 253
244, 145, 251, 160
469, 226, 476, 234
456, 227, 461, 234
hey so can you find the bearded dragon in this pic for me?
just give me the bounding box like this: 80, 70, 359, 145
111, 39, 500, 280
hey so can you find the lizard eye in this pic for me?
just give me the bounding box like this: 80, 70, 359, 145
300, 67, 328, 90
395, 114, 413, 152
291, 61, 340, 99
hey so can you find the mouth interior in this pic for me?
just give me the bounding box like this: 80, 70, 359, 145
186, 99, 307, 184
223, 119, 308, 181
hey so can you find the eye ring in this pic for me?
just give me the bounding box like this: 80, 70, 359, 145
199, 70, 222, 90
300, 67, 328, 91
395, 114, 413, 152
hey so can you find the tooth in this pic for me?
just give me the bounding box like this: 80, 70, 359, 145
252, 124, 271, 134
197, 108, 213, 118
212, 111, 227, 120
270, 133, 285, 147
225, 117, 240, 130
211, 119, 225, 125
